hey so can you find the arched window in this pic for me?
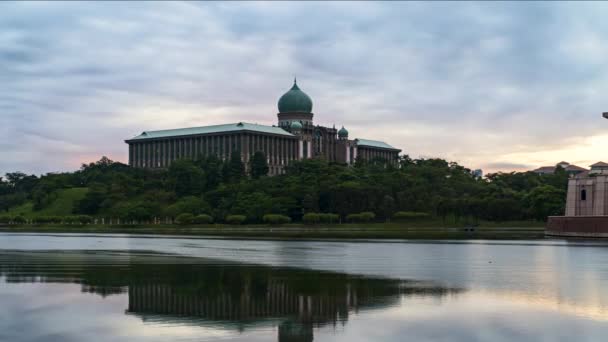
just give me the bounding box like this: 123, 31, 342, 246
581, 189, 587, 201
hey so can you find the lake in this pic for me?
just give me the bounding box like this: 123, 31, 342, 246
1, 233, 608, 341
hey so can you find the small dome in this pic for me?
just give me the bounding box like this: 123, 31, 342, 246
291, 121, 303, 130
278, 79, 313, 114
338, 126, 348, 138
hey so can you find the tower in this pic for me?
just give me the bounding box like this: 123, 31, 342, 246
277, 78, 314, 129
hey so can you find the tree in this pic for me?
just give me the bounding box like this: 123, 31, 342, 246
75, 184, 106, 215
526, 185, 566, 221
250, 151, 269, 179
163, 196, 210, 218
167, 160, 206, 196
223, 151, 245, 183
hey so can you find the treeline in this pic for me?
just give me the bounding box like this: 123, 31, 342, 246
0, 153, 568, 225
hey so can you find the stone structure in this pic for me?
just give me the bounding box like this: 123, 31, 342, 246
125, 79, 401, 175
547, 162, 608, 237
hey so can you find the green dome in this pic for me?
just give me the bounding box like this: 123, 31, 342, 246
338, 126, 348, 138
278, 80, 313, 114
291, 121, 303, 130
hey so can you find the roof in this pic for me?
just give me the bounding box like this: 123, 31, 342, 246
126, 122, 294, 141
591, 161, 608, 168
277, 79, 313, 114
565, 165, 588, 172
356, 138, 399, 150
533, 166, 555, 173
533, 164, 587, 173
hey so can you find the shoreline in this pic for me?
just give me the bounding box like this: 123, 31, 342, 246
0, 225, 546, 240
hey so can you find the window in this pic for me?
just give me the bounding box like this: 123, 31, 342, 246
581, 189, 587, 201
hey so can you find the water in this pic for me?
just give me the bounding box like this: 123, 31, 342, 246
1, 233, 608, 341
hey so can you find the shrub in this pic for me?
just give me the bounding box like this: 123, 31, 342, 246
319, 213, 340, 224
78, 215, 93, 225
392, 211, 431, 221
0, 215, 11, 224
360, 212, 376, 222
176, 213, 195, 225
263, 214, 291, 225
12, 216, 26, 225
302, 213, 320, 225
346, 213, 362, 223
192, 214, 214, 224
225, 215, 246, 225
33, 216, 63, 224
62, 215, 84, 225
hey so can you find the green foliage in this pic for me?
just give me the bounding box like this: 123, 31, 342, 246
32, 216, 63, 224
263, 214, 291, 225
175, 213, 195, 225
360, 212, 376, 222
12, 215, 26, 224
1, 156, 571, 225
0, 215, 13, 224
303, 212, 340, 224
225, 214, 246, 225
167, 159, 206, 197
393, 211, 431, 220
319, 213, 340, 223
111, 201, 157, 222
250, 151, 269, 179
60, 215, 92, 225
163, 196, 210, 218
346, 213, 362, 223
525, 185, 566, 221
302, 213, 320, 225
192, 214, 214, 224
223, 151, 245, 183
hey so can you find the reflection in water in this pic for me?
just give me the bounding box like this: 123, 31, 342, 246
0, 250, 461, 342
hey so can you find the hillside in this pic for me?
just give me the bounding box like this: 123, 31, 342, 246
6, 187, 88, 218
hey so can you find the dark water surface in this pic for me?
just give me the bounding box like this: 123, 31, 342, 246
1, 233, 608, 341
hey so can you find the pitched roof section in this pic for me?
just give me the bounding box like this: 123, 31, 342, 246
532, 166, 556, 173
565, 165, 588, 172
591, 161, 608, 168
127, 122, 294, 141
356, 138, 400, 151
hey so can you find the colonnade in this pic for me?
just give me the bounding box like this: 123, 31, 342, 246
129, 133, 300, 173
356, 147, 399, 164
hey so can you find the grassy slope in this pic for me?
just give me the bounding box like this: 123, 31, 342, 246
6, 187, 88, 218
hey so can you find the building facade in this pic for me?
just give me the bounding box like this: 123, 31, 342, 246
565, 162, 608, 216
125, 80, 401, 175
546, 161, 608, 237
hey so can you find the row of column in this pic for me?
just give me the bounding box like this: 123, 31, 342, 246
357, 148, 398, 164
345, 145, 358, 164
127, 282, 358, 320
129, 133, 302, 169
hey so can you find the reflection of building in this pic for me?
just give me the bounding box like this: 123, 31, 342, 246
0, 251, 460, 342
125, 79, 401, 175
532, 161, 587, 175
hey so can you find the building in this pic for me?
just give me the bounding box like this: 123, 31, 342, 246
472, 169, 483, 178
532, 161, 587, 176
125, 79, 401, 175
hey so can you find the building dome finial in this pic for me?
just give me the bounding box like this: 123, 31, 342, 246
278, 78, 312, 114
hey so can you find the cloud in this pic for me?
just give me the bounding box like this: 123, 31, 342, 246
2, 2, 608, 175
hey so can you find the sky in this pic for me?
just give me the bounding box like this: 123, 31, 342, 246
2, 1, 608, 176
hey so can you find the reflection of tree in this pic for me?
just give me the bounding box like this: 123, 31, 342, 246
0, 251, 462, 341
